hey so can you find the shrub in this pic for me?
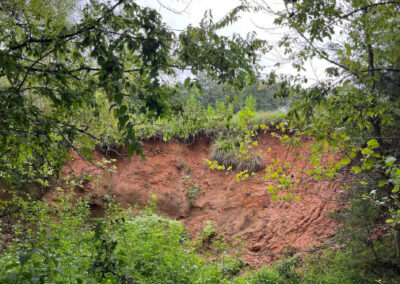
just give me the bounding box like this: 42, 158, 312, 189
238, 155, 264, 173
187, 184, 201, 208
299, 244, 400, 284
211, 149, 240, 170
202, 221, 216, 243
0, 192, 239, 283
276, 256, 299, 281
209, 133, 264, 174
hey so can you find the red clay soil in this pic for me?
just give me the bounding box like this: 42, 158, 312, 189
54, 133, 349, 267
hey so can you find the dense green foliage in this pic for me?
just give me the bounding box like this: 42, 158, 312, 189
235, 242, 400, 283
3, 192, 396, 283
0, 0, 265, 187
0, 193, 243, 283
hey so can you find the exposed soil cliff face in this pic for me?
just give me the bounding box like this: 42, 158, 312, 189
56, 133, 348, 267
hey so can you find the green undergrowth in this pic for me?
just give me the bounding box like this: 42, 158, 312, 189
134, 97, 287, 143
234, 245, 400, 284
2, 190, 400, 283
0, 192, 244, 283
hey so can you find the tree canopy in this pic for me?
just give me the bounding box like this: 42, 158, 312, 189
0, 0, 265, 186
251, 0, 400, 261
252, 0, 400, 137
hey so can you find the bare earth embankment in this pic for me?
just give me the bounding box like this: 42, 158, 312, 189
53, 133, 349, 267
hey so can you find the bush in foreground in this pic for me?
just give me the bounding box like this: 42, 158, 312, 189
0, 193, 236, 283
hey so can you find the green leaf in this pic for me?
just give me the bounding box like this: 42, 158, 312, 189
378, 180, 387, 187
363, 159, 374, 170
127, 140, 144, 159
367, 139, 379, 149
351, 166, 362, 173
341, 134, 350, 141
340, 158, 351, 165
385, 156, 397, 166
127, 142, 136, 157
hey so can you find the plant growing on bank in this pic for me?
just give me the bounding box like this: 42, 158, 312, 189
205, 96, 266, 178
202, 221, 217, 243
186, 181, 203, 209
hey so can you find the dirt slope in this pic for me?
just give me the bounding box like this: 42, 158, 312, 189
56, 133, 348, 267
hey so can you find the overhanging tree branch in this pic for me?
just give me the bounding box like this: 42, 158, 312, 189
341, 1, 400, 19
9, 0, 124, 51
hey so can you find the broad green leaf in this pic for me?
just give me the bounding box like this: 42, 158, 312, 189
340, 158, 351, 165
363, 159, 374, 170
385, 156, 397, 166
367, 139, 379, 149
378, 180, 387, 187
